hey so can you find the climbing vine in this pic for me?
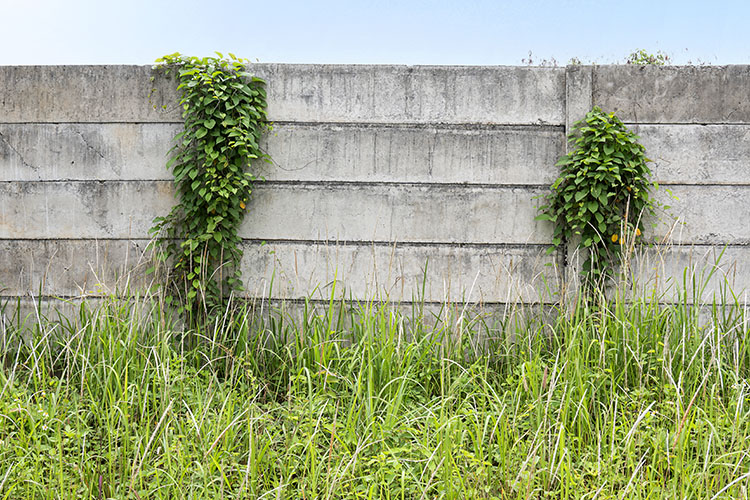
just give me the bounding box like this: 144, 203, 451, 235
150, 52, 271, 323
536, 106, 658, 284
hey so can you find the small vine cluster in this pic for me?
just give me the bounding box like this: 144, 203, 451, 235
150, 52, 271, 323
537, 106, 658, 284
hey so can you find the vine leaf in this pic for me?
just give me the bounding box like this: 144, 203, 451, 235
537, 106, 658, 288
149, 52, 272, 326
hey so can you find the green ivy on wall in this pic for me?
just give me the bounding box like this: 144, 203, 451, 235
537, 106, 659, 286
149, 52, 271, 324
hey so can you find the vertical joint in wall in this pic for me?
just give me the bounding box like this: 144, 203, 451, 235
562, 65, 594, 292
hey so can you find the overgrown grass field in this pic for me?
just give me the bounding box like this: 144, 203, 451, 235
2, 269, 750, 499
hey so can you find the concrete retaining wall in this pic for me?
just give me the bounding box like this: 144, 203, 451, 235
2, 64, 749, 313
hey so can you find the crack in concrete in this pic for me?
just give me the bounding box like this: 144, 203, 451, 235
0, 130, 40, 177
73, 128, 107, 162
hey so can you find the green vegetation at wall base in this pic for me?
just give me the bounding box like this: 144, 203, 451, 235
2, 273, 750, 498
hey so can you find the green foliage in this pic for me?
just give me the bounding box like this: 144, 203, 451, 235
149, 52, 271, 323
3, 266, 750, 498
626, 49, 671, 65
537, 106, 657, 282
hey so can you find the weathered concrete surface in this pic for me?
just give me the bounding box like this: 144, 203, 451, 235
3, 64, 750, 306
245, 184, 552, 244
5, 238, 748, 306
0, 239, 151, 296
647, 186, 750, 245
0, 182, 553, 243
624, 245, 750, 303
5, 180, 747, 246
253, 64, 566, 125
0, 64, 565, 125
1, 297, 552, 340
593, 65, 750, 124
634, 125, 750, 184
0, 239, 559, 303
565, 66, 593, 134
0, 122, 563, 184
262, 123, 563, 185
0, 123, 179, 181
0, 66, 181, 123
0, 181, 174, 239
242, 241, 559, 303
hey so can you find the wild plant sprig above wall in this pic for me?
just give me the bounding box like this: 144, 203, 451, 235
536, 106, 659, 285
149, 52, 271, 324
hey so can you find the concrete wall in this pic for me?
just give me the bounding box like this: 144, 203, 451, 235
1, 64, 749, 313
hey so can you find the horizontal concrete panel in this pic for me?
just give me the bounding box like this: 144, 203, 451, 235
0, 181, 553, 244
0, 65, 181, 123
633, 124, 750, 184
0, 239, 559, 303
0, 296, 551, 336
593, 65, 750, 123
623, 245, 750, 303
0, 181, 175, 239
0, 122, 563, 185
3, 182, 747, 246
0, 239, 152, 296
647, 186, 750, 245
245, 184, 552, 244
254, 64, 565, 125
6, 240, 750, 310
243, 241, 559, 303
0, 123, 179, 181
263, 123, 563, 184
0, 64, 565, 125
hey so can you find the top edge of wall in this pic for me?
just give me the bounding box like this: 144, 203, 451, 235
4, 64, 749, 125
0, 64, 566, 125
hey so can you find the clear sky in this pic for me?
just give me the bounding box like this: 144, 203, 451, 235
2, 0, 748, 66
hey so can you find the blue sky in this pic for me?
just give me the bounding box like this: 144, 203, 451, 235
3, 0, 748, 65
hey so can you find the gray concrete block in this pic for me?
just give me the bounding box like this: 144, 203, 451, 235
254, 64, 566, 125
242, 241, 559, 303
622, 245, 750, 303
565, 65, 593, 136
633, 124, 750, 184
593, 65, 750, 123
263, 123, 563, 185
0, 239, 152, 296
0, 65, 181, 123
0, 64, 565, 125
0, 181, 174, 239
0, 296, 553, 340
647, 186, 750, 245
0, 181, 553, 243
0, 122, 564, 185
245, 184, 553, 244
0, 123, 180, 181
0, 238, 559, 304
1, 297, 98, 330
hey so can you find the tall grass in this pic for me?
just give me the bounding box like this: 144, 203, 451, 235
2, 261, 750, 498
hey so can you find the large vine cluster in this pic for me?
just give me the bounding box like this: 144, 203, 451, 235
537, 106, 658, 284
150, 52, 270, 323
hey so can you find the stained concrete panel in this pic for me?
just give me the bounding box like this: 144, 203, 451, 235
0, 239, 560, 304
242, 241, 559, 303
0, 239, 151, 296
0, 181, 553, 244
593, 65, 750, 124
0, 65, 181, 123
254, 64, 566, 125
634, 124, 750, 184
0, 65, 566, 125
0, 122, 564, 185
